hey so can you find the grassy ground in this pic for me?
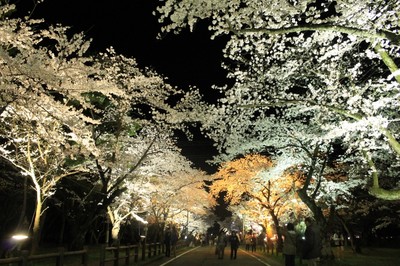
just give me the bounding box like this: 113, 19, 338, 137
256, 246, 400, 266
330, 247, 400, 266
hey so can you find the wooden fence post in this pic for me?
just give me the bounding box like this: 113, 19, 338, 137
82, 246, 88, 266
99, 244, 106, 266
113, 244, 119, 266
56, 247, 65, 266
141, 240, 146, 261
134, 245, 139, 262
147, 243, 151, 258
125, 245, 130, 266
19, 250, 29, 266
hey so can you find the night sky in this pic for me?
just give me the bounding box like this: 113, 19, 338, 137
15, 0, 225, 173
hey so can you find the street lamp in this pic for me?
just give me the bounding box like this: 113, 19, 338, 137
11, 234, 29, 251
12, 234, 28, 241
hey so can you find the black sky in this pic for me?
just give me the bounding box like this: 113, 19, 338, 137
15, 0, 224, 173
17, 0, 227, 90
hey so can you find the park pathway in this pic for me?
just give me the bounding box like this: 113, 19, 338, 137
143, 245, 283, 266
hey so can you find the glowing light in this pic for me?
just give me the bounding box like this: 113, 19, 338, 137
12, 234, 28, 240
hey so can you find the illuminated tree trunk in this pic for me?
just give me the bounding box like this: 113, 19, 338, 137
107, 207, 130, 246
269, 210, 282, 252
31, 177, 43, 255
111, 223, 121, 245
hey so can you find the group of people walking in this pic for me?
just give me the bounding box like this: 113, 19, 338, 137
281, 217, 322, 266
216, 229, 240, 259
244, 231, 258, 251
213, 217, 323, 266
166, 217, 324, 266
164, 225, 179, 257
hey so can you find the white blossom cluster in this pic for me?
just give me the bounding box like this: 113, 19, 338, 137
157, 0, 400, 202
0, 2, 216, 243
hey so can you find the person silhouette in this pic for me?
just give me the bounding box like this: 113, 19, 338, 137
303, 217, 322, 266
229, 230, 240, 259
282, 223, 297, 266
216, 228, 227, 259
164, 227, 171, 257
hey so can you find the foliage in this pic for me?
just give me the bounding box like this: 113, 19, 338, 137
156, 0, 400, 202
0, 2, 122, 252
0, 1, 215, 252
211, 154, 309, 239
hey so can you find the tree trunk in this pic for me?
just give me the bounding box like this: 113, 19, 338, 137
336, 213, 357, 253
31, 191, 42, 254
111, 223, 120, 246
269, 211, 282, 253
297, 188, 325, 226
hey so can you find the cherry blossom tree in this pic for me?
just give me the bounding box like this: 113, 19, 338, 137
211, 154, 310, 250
103, 132, 212, 244
166, 172, 213, 234
0, 2, 208, 252
0, 2, 128, 252
213, 112, 367, 227
78, 48, 214, 245
156, 0, 400, 200
144, 159, 213, 242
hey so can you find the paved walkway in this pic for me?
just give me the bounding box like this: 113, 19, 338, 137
143, 246, 283, 266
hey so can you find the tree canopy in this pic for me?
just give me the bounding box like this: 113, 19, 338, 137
157, 0, 400, 200
0, 1, 214, 252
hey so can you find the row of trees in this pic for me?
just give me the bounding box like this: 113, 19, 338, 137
157, 0, 400, 198
0, 1, 216, 254
1, 0, 400, 257
156, 0, 400, 251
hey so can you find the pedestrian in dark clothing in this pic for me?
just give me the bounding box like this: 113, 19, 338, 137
229, 231, 240, 259
164, 229, 171, 257
251, 233, 257, 252
171, 226, 179, 257
282, 223, 297, 266
259, 232, 267, 252
303, 217, 322, 266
